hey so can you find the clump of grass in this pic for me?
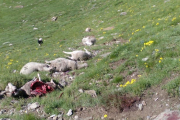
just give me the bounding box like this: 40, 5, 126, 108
14, 113, 44, 120
162, 78, 180, 97
111, 76, 123, 83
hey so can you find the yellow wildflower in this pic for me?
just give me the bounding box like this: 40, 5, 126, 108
138, 75, 141, 77
156, 23, 159, 25
8, 62, 12, 65
155, 49, 159, 52
142, 26, 145, 28
136, 55, 138, 57
104, 114, 108, 118
172, 17, 176, 21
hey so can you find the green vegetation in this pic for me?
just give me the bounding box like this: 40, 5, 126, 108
0, 0, 180, 118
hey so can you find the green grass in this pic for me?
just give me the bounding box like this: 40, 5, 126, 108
0, 0, 180, 118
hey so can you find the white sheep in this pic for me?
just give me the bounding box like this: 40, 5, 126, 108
63, 48, 92, 61
45, 58, 88, 72
20, 62, 53, 75
82, 36, 96, 46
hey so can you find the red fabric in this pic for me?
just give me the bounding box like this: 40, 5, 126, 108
30, 80, 54, 96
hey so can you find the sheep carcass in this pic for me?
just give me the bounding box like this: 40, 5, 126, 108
45, 58, 88, 72
20, 62, 53, 75
63, 48, 92, 61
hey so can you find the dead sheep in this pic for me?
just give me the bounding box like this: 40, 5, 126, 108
82, 36, 96, 46
63, 48, 92, 61
20, 62, 53, 75
1, 78, 57, 98
45, 58, 88, 72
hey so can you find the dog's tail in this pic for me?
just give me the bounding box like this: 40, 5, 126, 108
63, 51, 73, 55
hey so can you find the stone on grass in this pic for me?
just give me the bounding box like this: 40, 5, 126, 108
142, 57, 149, 61
85, 28, 91, 32
51, 17, 58, 21
66, 109, 73, 116
28, 102, 40, 110
120, 12, 127, 15
78, 89, 84, 93
138, 104, 143, 111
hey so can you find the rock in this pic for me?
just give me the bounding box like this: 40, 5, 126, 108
51, 17, 58, 21
74, 115, 79, 120
154, 98, 158, 101
138, 104, 143, 111
146, 116, 150, 120
142, 57, 149, 61
154, 109, 180, 120
78, 89, 84, 93
33, 27, 38, 30
85, 28, 91, 32
66, 109, 73, 116
9, 44, 13, 46
28, 102, 40, 110
120, 12, 127, 16
142, 100, 146, 106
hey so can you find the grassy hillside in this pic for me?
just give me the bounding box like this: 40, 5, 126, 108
0, 0, 180, 119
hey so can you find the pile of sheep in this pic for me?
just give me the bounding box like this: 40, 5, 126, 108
20, 28, 96, 75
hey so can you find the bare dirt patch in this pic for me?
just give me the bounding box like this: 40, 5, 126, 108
103, 26, 115, 31
109, 59, 126, 70
74, 85, 180, 120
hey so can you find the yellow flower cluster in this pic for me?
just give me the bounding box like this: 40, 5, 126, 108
172, 17, 176, 21
144, 41, 154, 46
120, 79, 136, 87
159, 57, 163, 63
140, 41, 154, 52
144, 62, 148, 68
